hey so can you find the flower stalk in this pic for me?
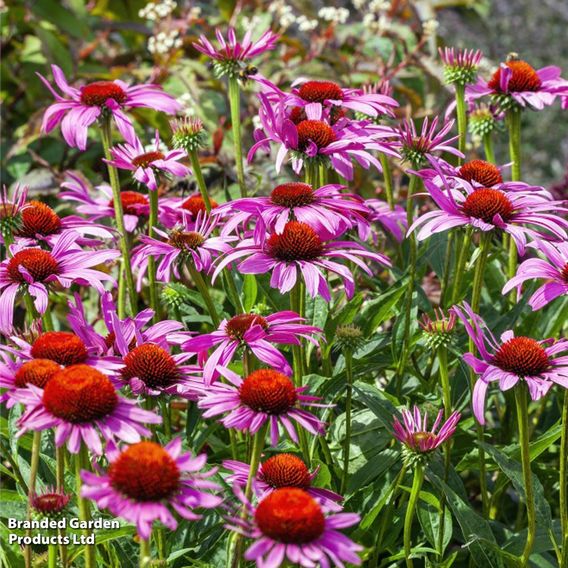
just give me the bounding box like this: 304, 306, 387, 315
560, 390, 568, 566
187, 263, 220, 328
515, 384, 536, 566
139, 535, 151, 568
455, 83, 467, 162
147, 189, 160, 323
341, 350, 354, 494
228, 76, 247, 197
379, 154, 395, 210
75, 444, 95, 568
100, 117, 137, 317
403, 463, 424, 568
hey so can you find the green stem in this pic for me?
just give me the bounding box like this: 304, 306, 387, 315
451, 228, 473, 305
439, 232, 454, 307
455, 83, 467, 163
304, 162, 317, 187
56, 445, 65, 492
559, 390, 567, 566
507, 109, 522, 182
341, 351, 354, 494
147, 189, 160, 323
515, 384, 536, 566
290, 281, 305, 387
189, 150, 213, 212
379, 154, 395, 210
75, 445, 95, 568
48, 544, 57, 568
187, 263, 220, 328
470, 233, 491, 517
404, 464, 425, 567
25, 431, 41, 568
397, 174, 420, 381
139, 535, 151, 568
483, 133, 496, 164
228, 75, 246, 197
160, 398, 172, 438
100, 117, 137, 317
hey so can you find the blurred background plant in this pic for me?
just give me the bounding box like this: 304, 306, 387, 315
2, 0, 565, 203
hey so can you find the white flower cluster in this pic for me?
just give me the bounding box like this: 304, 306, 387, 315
177, 93, 197, 116
148, 30, 183, 55
422, 18, 439, 37
363, 13, 390, 33
138, 0, 176, 20
241, 14, 263, 30
259, 1, 317, 32
318, 6, 350, 25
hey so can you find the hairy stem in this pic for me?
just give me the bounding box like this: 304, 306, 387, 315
139, 534, 151, 568
455, 83, 467, 163
187, 263, 220, 328
228, 75, 246, 197
75, 445, 95, 568
341, 350, 354, 494
483, 133, 496, 165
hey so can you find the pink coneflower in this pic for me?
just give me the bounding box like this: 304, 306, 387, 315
365, 199, 407, 242
196, 367, 326, 446
0, 232, 119, 334
105, 132, 190, 191
408, 179, 568, 255
284, 78, 398, 119
215, 182, 371, 239
395, 117, 463, 167
37, 65, 181, 149
439, 47, 483, 85
193, 27, 279, 76
226, 487, 362, 567
467, 55, 568, 110
1, 184, 30, 239
182, 311, 321, 383
419, 308, 457, 349
131, 214, 235, 285
31, 487, 71, 517
223, 453, 342, 504
503, 240, 568, 310
60, 172, 150, 233
81, 439, 221, 539
212, 221, 391, 301
451, 303, 568, 424
248, 94, 398, 180
393, 406, 460, 453
12, 364, 161, 454
13, 199, 114, 246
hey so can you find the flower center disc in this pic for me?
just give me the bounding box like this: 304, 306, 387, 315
32, 492, 70, 514
80, 81, 127, 106
461, 188, 514, 224
7, 249, 59, 283
121, 343, 180, 389
168, 229, 205, 250
260, 454, 311, 489
255, 488, 325, 544
131, 151, 165, 168
108, 441, 180, 501
14, 359, 61, 389
225, 314, 268, 341
109, 191, 148, 215
296, 120, 336, 150
181, 195, 219, 216
270, 183, 315, 208
298, 81, 344, 103
18, 201, 62, 237
42, 364, 118, 423
488, 60, 542, 93
493, 336, 550, 376
267, 221, 324, 262
411, 432, 437, 446
459, 160, 503, 187
239, 369, 297, 414
31, 332, 88, 366
561, 263, 568, 284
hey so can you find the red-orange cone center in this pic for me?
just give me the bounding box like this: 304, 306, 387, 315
31, 332, 88, 366
461, 188, 514, 224
260, 454, 311, 489
267, 221, 324, 262
239, 370, 297, 415
493, 337, 550, 377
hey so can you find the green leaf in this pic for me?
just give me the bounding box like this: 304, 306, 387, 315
354, 382, 400, 430
417, 501, 452, 555
360, 285, 406, 335
242, 274, 257, 312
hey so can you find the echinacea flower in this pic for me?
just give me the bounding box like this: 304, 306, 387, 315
0, 184, 29, 241
284, 78, 398, 119
196, 367, 326, 446
193, 27, 279, 76
60, 171, 150, 233
215, 182, 371, 239
12, 364, 161, 454
467, 54, 568, 111
365, 199, 407, 242
182, 311, 321, 383
81, 438, 221, 539
502, 240, 568, 310
419, 308, 456, 349
248, 94, 398, 180
212, 220, 391, 301
439, 47, 483, 86
408, 179, 568, 255
226, 487, 362, 567
223, 453, 342, 504
105, 131, 190, 191
37, 64, 181, 149
393, 406, 460, 453
451, 302, 568, 424
31, 487, 71, 518
395, 116, 463, 168
0, 232, 119, 334
132, 214, 235, 285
